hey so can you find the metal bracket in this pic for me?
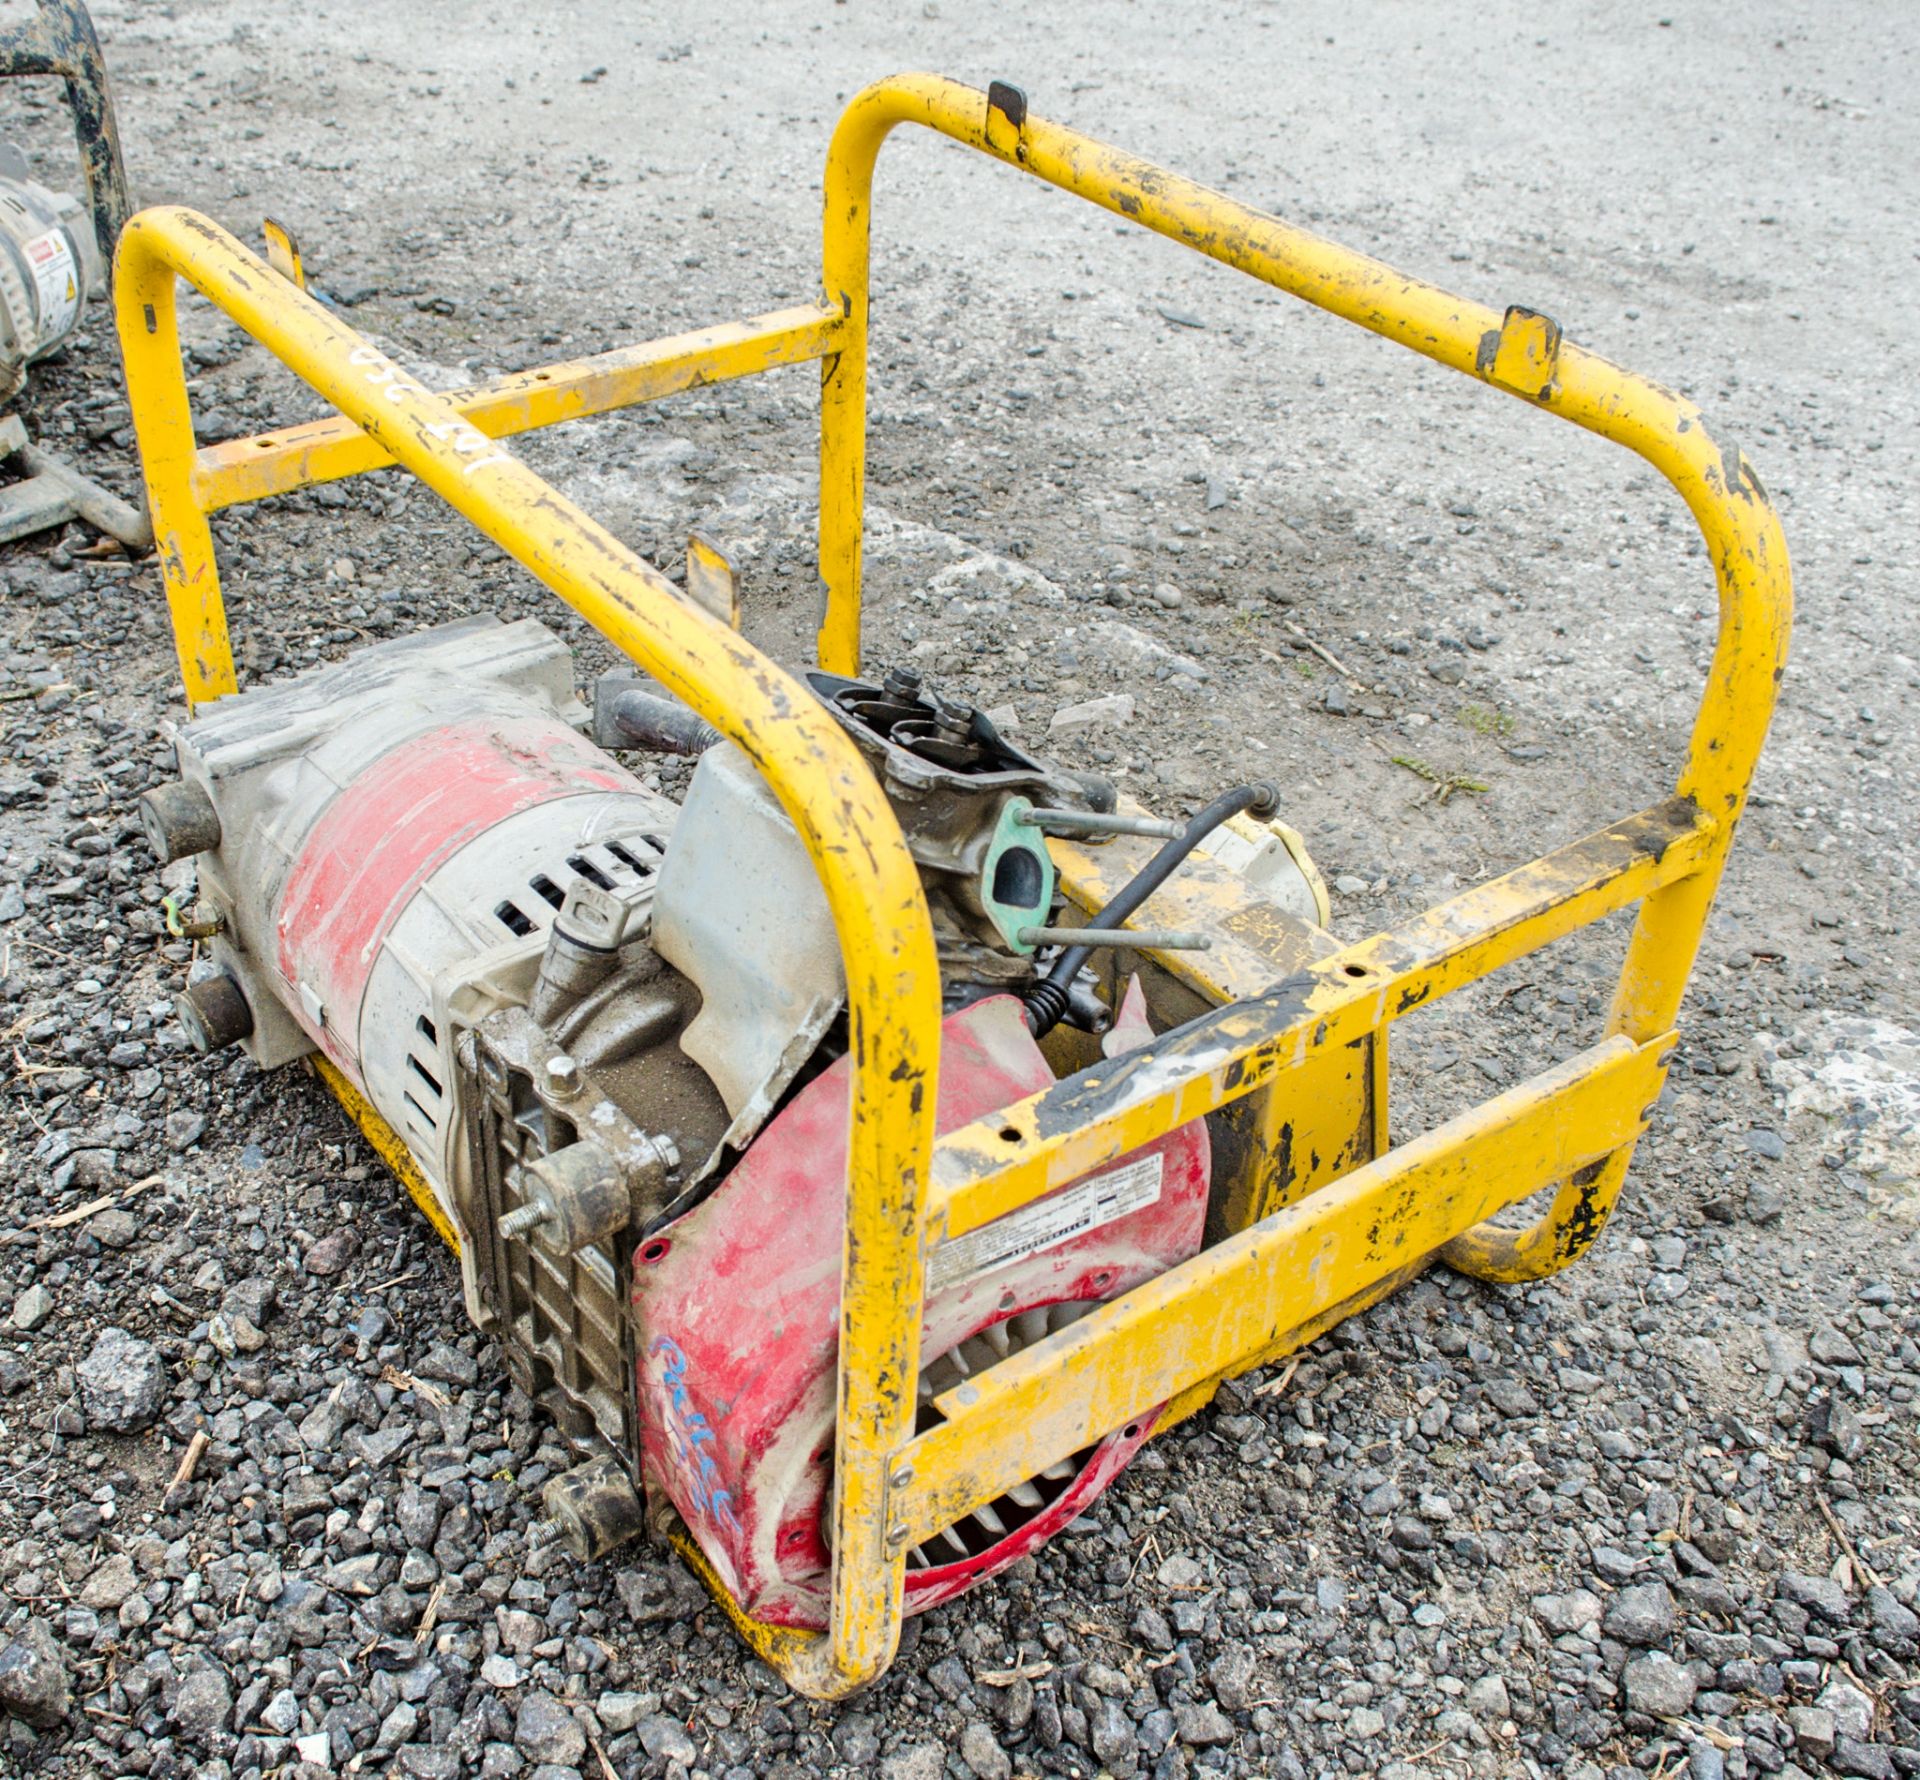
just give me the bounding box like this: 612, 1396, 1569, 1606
1478, 305, 1563, 401
261, 216, 305, 289
985, 80, 1027, 156
684, 531, 739, 629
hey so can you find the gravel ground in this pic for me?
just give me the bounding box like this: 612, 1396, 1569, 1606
2, 2, 1917, 1778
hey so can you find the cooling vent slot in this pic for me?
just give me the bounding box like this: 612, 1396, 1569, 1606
487, 834, 668, 941
402, 1013, 446, 1139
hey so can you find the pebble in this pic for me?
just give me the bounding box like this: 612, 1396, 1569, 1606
1832, 1734, 1898, 1779
1048, 691, 1135, 734
960, 1721, 1013, 1780
1157, 1552, 1205, 1589
1535, 1589, 1602, 1636
1818, 1680, 1875, 1741
1809, 1323, 1864, 1366
0, 1618, 70, 1727
169, 1667, 233, 1742
417, 1340, 479, 1387
881, 1742, 948, 1780
1208, 1642, 1256, 1710
75, 1325, 168, 1431
638, 1713, 699, 1765
1176, 1701, 1234, 1747
9, 1282, 53, 1332
302, 1229, 359, 1276
87, 1206, 139, 1249
1622, 1653, 1698, 1718
595, 1689, 647, 1732
1780, 1571, 1852, 1622
262, 1688, 301, 1734
513, 1690, 586, 1767
1604, 1580, 1676, 1645
1465, 1674, 1510, 1719
79, 1553, 137, 1610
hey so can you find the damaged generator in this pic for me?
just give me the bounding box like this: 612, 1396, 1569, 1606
118, 73, 1788, 1697
144, 617, 1323, 1625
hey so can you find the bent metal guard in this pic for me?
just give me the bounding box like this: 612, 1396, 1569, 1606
115, 73, 1790, 1697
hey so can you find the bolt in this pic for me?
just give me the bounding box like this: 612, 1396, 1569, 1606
890, 1465, 914, 1489
497, 1200, 552, 1240
545, 1054, 582, 1098
885, 1522, 910, 1546
650, 1132, 682, 1173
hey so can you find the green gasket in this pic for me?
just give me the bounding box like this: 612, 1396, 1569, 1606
980, 797, 1056, 955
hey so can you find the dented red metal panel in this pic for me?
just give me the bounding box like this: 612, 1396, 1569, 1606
273, 715, 639, 1070
634, 994, 1209, 1629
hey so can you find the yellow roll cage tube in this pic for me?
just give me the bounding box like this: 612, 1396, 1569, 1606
117, 74, 1789, 1698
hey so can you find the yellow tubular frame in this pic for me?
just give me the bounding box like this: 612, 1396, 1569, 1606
118, 73, 1788, 1699
117, 210, 934, 1699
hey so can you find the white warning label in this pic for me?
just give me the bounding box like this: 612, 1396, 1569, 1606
24, 228, 79, 342
929, 1152, 1163, 1292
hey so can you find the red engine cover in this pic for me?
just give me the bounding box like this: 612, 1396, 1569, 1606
632, 993, 1209, 1628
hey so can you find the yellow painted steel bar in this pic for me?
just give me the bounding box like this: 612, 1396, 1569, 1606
114, 209, 938, 1700
816, 69, 1790, 1311
933, 797, 1716, 1243
192, 303, 843, 512
893, 1031, 1671, 1547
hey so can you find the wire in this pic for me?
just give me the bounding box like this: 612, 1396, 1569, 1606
1023, 781, 1279, 1038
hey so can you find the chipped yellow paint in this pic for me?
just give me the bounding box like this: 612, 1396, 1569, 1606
936, 799, 1718, 1245
118, 72, 1790, 1700
1044, 820, 1380, 1242
803, 61, 1785, 1672
667, 1523, 819, 1674
117, 208, 937, 1700
895, 1033, 1672, 1547
192, 304, 843, 514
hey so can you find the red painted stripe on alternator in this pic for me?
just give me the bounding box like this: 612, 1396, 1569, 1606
274, 715, 640, 1071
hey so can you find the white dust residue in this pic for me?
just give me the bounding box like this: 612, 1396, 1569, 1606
1758, 1011, 1920, 1195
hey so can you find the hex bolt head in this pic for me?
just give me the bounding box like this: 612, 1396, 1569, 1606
544, 1054, 582, 1098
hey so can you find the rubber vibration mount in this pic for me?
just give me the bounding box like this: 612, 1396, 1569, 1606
138, 780, 222, 863
175, 973, 252, 1052
542, 1452, 648, 1562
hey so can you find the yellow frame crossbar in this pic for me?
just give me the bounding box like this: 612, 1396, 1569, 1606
117, 74, 1789, 1700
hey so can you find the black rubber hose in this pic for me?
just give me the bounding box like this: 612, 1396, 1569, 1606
1023, 781, 1280, 1038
